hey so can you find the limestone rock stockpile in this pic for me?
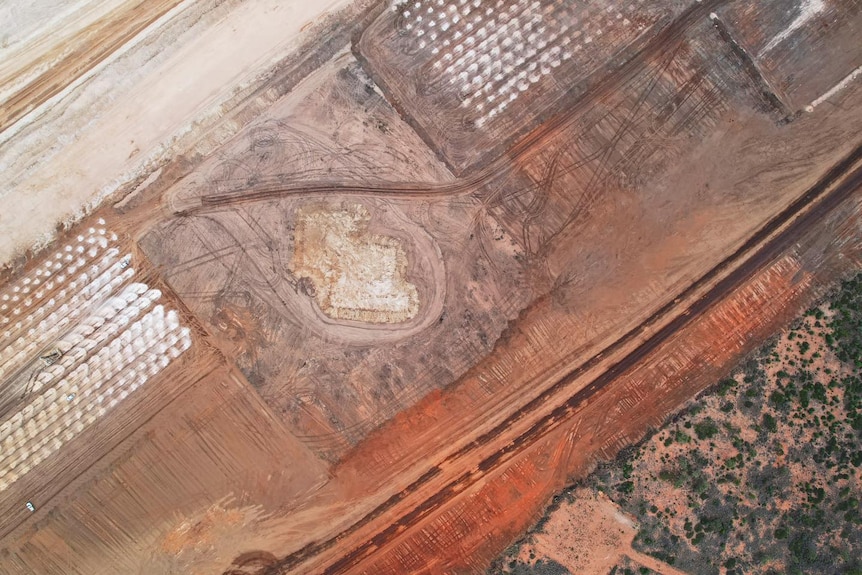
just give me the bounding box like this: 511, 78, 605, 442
290, 203, 419, 324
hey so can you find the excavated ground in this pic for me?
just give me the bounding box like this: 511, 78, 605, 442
0, 1, 861, 574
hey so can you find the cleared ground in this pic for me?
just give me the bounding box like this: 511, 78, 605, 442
548, 276, 862, 574
0, 1, 861, 574
0, 0, 363, 267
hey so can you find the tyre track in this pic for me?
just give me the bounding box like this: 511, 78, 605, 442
252, 90, 862, 575
297, 144, 862, 575
176, 0, 732, 218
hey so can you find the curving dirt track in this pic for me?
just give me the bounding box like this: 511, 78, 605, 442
2, 1, 862, 574
119, 1, 862, 571
244, 144, 862, 575
180, 8, 862, 572
173, 0, 730, 218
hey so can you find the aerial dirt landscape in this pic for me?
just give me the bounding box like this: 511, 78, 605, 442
0, 0, 860, 574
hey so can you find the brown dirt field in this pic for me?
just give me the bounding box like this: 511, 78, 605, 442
284, 153, 862, 573
0, 359, 329, 574
509, 487, 687, 575
2, 1, 862, 574
717, 0, 862, 113
517, 488, 639, 575
303, 250, 816, 575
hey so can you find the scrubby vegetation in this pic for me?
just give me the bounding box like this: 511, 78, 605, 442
608, 557, 657, 575
589, 273, 862, 574
491, 273, 862, 575
503, 559, 570, 575
490, 538, 571, 575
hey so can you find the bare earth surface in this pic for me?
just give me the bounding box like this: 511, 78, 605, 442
0, 1, 861, 574
0, 0, 355, 266
575, 289, 862, 574
502, 487, 686, 575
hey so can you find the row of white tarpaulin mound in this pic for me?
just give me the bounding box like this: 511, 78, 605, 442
0, 220, 191, 492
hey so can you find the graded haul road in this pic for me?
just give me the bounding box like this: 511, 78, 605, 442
182, 0, 862, 570
172, 0, 729, 218
3, 0, 861, 573
246, 96, 862, 575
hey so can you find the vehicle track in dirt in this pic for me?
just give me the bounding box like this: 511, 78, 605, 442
0, 0, 185, 135
165, 1, 862, 570
173, 0, 732, 218
255, 105, 862, 575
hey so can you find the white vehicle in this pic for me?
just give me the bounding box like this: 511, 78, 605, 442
25, 501, 35, 512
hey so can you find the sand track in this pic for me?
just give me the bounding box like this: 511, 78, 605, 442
2, 1, 862, 573
260, 147, 862, 574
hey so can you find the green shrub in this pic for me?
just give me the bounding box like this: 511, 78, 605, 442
694, 419, 719, 440
717, 378, 738, 396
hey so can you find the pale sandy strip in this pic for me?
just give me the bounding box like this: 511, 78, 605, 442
806, 65, 862, 112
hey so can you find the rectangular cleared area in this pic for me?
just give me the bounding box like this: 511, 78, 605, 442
357, 0, 696, 174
